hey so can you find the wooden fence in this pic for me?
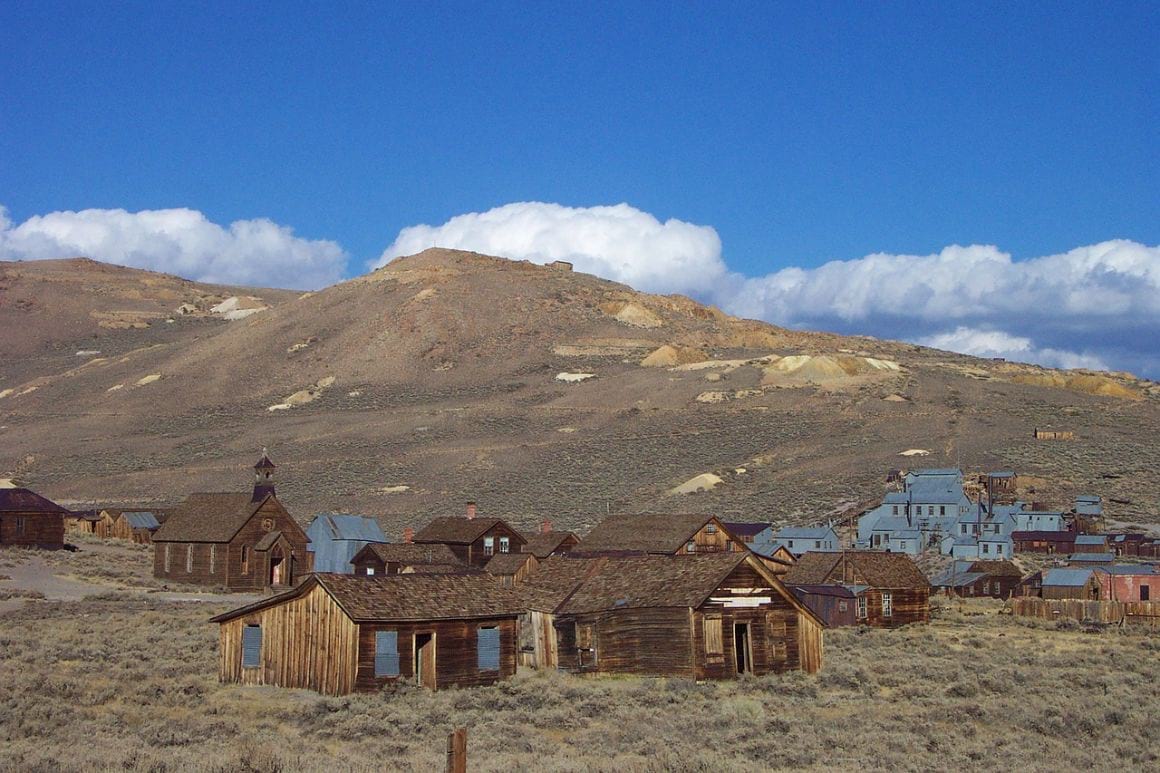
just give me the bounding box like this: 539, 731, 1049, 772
1007, 597, 1160, 627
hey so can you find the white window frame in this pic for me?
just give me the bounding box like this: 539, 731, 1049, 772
186, 544, 194, 573
856, 596, 867, 619
366, 567, 375, 576
483, 537, 495, 556
882, 592, 893, 618
499, 536, 510, 554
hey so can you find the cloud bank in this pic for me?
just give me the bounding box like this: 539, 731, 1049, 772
0, 205, 346, 289
374, 202, 726, 295
379, 202, 1160, 378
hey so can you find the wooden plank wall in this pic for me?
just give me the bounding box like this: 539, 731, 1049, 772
354, 617, 518, 691
1007, 598, 1160, 628
560, 607, 695, 678
218, 584, 360, 695
0, 511, 64, 549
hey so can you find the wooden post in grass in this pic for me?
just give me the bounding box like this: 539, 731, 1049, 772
447, 728, 467, 773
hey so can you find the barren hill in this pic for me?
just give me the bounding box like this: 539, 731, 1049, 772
2, 250, 1158, 536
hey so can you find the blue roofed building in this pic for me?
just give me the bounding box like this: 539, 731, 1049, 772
306, 513, 388, 573
858, 468, 974, 553
1074, 494, 1102, 517
1041, 567, 1101, 599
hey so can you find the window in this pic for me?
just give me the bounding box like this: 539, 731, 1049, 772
477, 627, 500, 671
892, 506, 899, 515
186, 544, 194, 573
686, 541, 696, 553
882, 592, 893, 618
499, 537, 510, 554
982, 543, 990, 555
857, 596, 867, 619
241, 546, 250, 575
209, 545, 216, 575
703, 615, 724, 657
1139, 585, 1149, 601
375, 631, 400, 677
996, 544, 1004, 556
940, 506, 946, 516
961, 524, 968, 535
787, 540, 795, 549
483, 537, 495, 557
242, 625, 262, 668
365, 567, 375, 576
815, 540, 821, 549
14, 517, 24, 534
164, 544, 171, 573
838, 600, 848, 613
706, 524, 717, 534
983, 581, 990, 595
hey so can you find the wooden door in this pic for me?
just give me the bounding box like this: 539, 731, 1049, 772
414, 632, 436, 689
733, 623, 752, 674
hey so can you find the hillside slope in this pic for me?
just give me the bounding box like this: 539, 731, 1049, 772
2, 250, 1158, 535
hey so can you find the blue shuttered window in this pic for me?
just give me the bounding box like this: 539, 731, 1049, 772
477, 626, 500, 671
375, 631, 400, 677
242, 625, 262, 668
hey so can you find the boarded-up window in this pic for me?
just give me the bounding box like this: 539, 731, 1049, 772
164, 544, 171, 573
209, 545, 216, 575
477, 626, 500, 671
186, 544, 194, 573
703, 615, 723, 656
375, 630, 400, 677
242, 625, 262, 668
575, 622, 593, 649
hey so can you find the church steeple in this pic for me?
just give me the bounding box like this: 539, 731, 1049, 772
252, 448, 276, 502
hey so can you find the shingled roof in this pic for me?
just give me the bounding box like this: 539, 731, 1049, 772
784, 551, 929, 589
521, 530, 579, 559
413, 516, 525, 546
576, 513, 719, 554
151, 493, 266, 543
210, 572, 524, 624
484, 552, 537, 576
357, 542, 462, 566
0, 488, 69, 514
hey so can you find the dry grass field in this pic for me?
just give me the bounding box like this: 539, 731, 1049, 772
1, 546, 1158, 772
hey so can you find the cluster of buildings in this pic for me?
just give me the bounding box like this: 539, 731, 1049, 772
3, 456, 1155, 696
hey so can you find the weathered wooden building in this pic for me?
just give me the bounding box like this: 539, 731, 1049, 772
576, 512, 745, 555
63, 509, 101, 535
151, 455, 310, 590
788, 584, 857, 627
0, 488, 67, 549
485, 552, 539, 587
412, 506, 527, 567
350, 542, 465, 576
1012, 531, 1076, 554
930, 559, 1023, 599
518, 553, 823, 677
113, 511, 161, 544
211, 573, 523, 694
306, 514, 387, 573
1040, 568, 1101, 600
783, 551, 930, 628
521, 523, 581, 559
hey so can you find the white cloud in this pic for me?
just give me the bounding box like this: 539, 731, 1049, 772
0, 205, 347, 289
373, 201, 725, 296
916, 327, 1109, 371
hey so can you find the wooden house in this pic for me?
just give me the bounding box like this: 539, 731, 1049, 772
211, 573, 523, 695
485, 552, 539, 587
576, 512, 745, 555
63, 509, 101, 535
788, 585, 857, 627
783, 551, 930, 628
1073, 534, 1109, 553
517, 553, 823, 677
0, 488, 67, 550
1040, 568, 1101, 600
930, 559, 1023, 599
151, 454, 310, 590
1012, 531, 1076, 554
412, 505, 527, 567
521, 522, 580, 559
113, 511, 161, 544
350, 542, 463, 576
306, 514, 387, 573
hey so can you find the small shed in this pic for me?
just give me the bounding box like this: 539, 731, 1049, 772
0, 488, 67, 549
350, 542, 463, 576
306, 514, 388, 573
485, 552, 539, 587
788, 584, 856, 627
116, 511, 161, 544
211, 573, 523, 694
1041, 568, 1100, 600
64, 509, 101, 535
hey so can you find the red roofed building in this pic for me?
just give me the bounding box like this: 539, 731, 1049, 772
0, 487, 68, 549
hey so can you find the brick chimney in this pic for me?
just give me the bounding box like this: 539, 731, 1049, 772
402, 527, 414, 544
466, 501, 477, 520
541, 520, 552, 534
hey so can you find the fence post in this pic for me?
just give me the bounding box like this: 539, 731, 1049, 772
447, 727, 467, 773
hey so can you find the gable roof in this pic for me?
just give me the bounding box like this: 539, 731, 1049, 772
123, 511, 160, 530
723, 522, 772, 538
308, 513, 387, 543
1043, 568, 1094, 587
413, 516, 525, 546
0, 488, 69, 514
354, 542, 462, 566
1074, 535, 1108, 545
784, 551, 929, 589
211, 572, 524, 624
484, 552, 537, 576
151, 493, 267, 543
577, 513, 719, 554
522, 530, 579, 559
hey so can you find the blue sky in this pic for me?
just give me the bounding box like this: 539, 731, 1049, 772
2, 2, 1158, 375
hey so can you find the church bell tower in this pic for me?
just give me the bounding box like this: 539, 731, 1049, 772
252, 448, 276, 502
